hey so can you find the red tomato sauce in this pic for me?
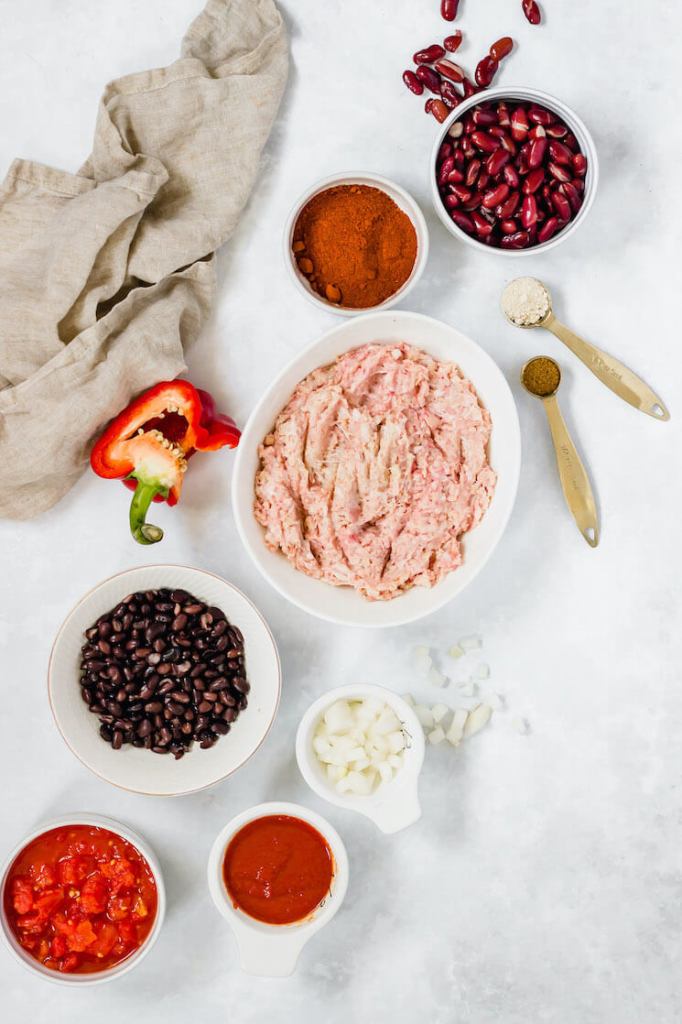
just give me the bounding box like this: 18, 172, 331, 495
3, 825, 157, 974
223, 814, 334, 925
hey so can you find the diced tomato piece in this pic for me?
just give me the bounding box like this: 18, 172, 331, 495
116, 919, 138, 949
57, 854, 95, 886
59, 953, 79, 972
34, 889, 64, 917
100, 857, 136, 892
66, 919, 97, 953
79, 874, 108, 914
32, 862, 58, 891
16, 911, 47, 936
91, 922, 118, 959
11, 877, 34, 915
132, 896, 148, 919
107, 894, 132, 921
51, 934, 68, 959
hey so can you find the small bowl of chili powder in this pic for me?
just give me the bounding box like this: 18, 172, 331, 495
284, 172, 429, 315
1, 814, 165, 985
207, 801, 349, 977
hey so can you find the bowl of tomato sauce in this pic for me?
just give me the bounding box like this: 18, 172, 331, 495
1, 814, 165, 985
207, 802, 349, 977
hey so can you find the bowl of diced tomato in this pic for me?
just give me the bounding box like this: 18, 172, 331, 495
0, 814, 165, 984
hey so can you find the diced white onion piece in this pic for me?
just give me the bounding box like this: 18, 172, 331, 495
413, 645, 433, 677
387, 730, 406, 754
313, 736, 331, 756
414, 704, 434, 728
327, 764, 347, 782
324, 700, 354, 733
431, 703, 449, 723
401, 693, 415, 706
462, 703, 492, 739
428, 666, 447, 688
387, 753, 403, 768
446, 708, 468, 746
472, 663, 490, 681
459, 634, 482, 651
373, 708, 401, 735
448, 644, 465, 660
428, 726, 445, 745
378, 762, 393, 784
346, 770, 375, 795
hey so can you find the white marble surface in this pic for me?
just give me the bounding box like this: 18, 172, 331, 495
1, 1, 680, 1021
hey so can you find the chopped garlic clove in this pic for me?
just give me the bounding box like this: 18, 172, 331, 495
428, 726, 446, 745
387, 730, 406, 754
446, 708, 469, 746
413, 645, 433, 677
462, 703, 492, 739
431, 703, 449, 723
428, 666, 448, 688
448, 643, 465, 660
459, 634, 482, 651
414, 704, 434, 729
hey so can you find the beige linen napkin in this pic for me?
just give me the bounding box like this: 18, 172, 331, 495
0, 0, 287, 518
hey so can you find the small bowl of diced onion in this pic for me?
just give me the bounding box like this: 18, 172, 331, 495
295, 684, 425, 834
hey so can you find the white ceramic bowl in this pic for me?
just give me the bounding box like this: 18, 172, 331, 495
0, 813, 165, 986
48, 565, 281, 796
431, 86, 599, 257
283, 171, 429, 316
232, 309, 521, 627
296, 685, 425, 834
207, 801, 349, 977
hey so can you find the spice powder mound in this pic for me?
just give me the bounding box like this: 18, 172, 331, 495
292, 185, 418, 309
523, 357, 560, 397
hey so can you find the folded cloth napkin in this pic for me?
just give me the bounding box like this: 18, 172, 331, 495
0, 0, 287, 518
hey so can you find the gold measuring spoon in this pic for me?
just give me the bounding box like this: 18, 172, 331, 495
521, 356, 599, 548
502, 278, 669, 421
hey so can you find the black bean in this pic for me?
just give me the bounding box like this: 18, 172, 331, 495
112, 731, 123, 750
232, 677, 250, 694
211, 721, 229, 735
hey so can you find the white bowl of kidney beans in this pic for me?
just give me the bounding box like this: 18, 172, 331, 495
431, 86, 598, 254
48, 565, 281, 796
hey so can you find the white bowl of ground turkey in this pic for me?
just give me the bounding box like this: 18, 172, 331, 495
232, 311, 521, 628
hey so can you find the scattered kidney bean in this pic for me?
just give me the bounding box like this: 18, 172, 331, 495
414, 44, 446, 64
475, 55, 499, 87
441, 0, 459, 21
440, 79, 462, 108
435, 58, 465, 83
522, 0, 542, 25
79, 589, 249, 759
489, 37, 514, 61
415, 65, 442, 94
402, 70, 424, 96
427, 98, 450, 123
443, 31, 462, 52
435, 97, 589, 249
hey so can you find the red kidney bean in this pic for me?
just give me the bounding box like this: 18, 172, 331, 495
560, 181, 583, 213
446, 167, 465, 183
450, 210, 474, 233
522, 0, 542, 25
453, 146, 465, 167
523, 168, 545, 194
497, 191, 520, 218
438, 141, 453, 161
450, 183, 472, 203
500, 219, 519, 234
475, 56, 499, 87
471, 130, 500, 153
520, 194, 538, 228
402, 70, 424, 96
529, 124, 546, 141
472, 107, 498, 126
482, 183, 509, 209
528, 106, 553, 126
489, 37, 514, 61
564, 132, 579, 152
435, 58, 465, 83
551, 189, 572, 221
462, 191, 483, 211
471, 211, 494, 238
497, 101, 511, 127
528, 136, 548, 169
500, 230, 531, 249
416, 65, 442, 93
428, 98, 450, 122
438, 155, 456, 186
465, 159, 481, 187
462, 77, 479, 98
444, 194, 461, 209
573, 153, 588, 176
549, 140, 574, 165
441, 0, 459, 21
538, 216, 559, 243
443, 31, 462, 52
477, 172, 491, 191
440, 80, 461, 108
414, 44, 446, 64
503, 163, 520, 188
485, 148, 510, 177
510, 106, 529, 141
548, 160, 572, 183
546, 123, 568, 139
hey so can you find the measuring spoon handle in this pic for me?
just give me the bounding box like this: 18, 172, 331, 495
544, 314, 670, 421
543, 394, 599, 547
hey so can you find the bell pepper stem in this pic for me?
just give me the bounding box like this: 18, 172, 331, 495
129, 481, 164, 545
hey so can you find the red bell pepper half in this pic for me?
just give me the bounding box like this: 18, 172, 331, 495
90, 380, 240, 544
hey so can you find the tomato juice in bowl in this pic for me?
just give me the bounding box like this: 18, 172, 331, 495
0, 815, 165, 984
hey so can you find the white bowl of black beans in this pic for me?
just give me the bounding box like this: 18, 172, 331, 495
430, 86, 599, 255
48, 565, 281, 796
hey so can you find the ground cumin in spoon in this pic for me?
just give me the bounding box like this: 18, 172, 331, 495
292, 184, 417, 308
